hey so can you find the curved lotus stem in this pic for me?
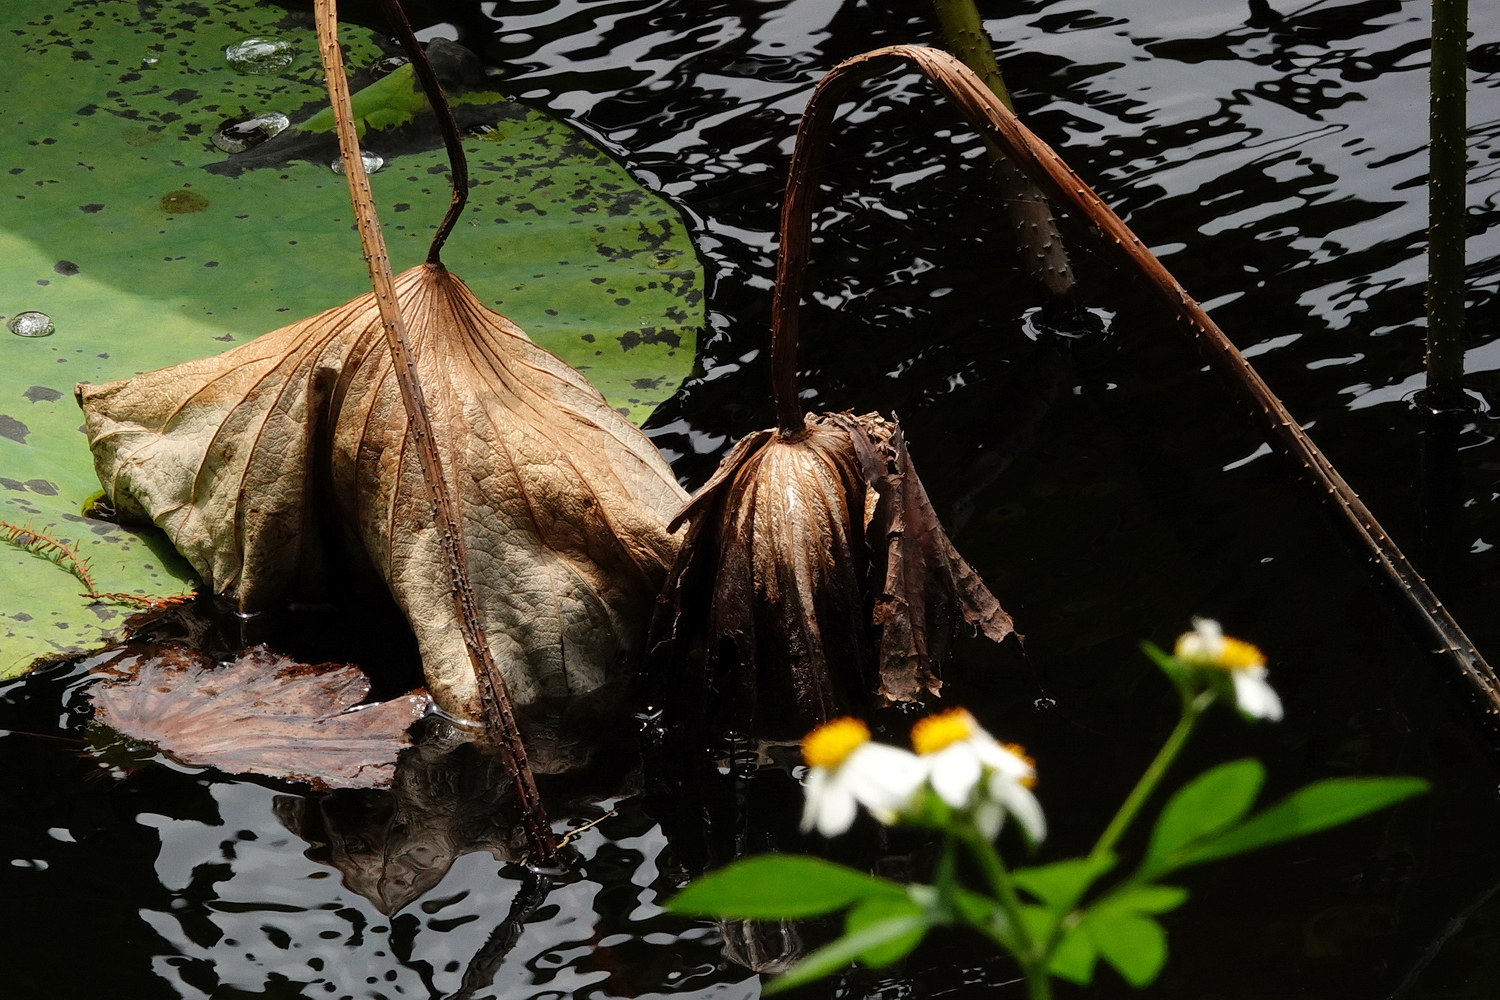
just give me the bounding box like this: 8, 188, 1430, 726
376, 0, 469, 265
771, 44, 1500, 718
314, 0, 556, 860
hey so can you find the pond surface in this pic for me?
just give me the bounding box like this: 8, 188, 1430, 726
4, 0, 1500, 997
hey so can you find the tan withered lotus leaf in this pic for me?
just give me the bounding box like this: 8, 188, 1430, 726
89, 643, 431, 790
79, 264, 688, 719
650, 410, 1012, 730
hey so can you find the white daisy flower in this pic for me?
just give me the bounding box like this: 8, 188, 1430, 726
910, 708, 1046, 844
1175, 617, 1283, 721
799, 717, 926, 837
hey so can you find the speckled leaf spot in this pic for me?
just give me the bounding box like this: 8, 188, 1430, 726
0, 0, 702, 676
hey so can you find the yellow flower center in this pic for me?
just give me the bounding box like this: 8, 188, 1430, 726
1218, 637, 1265, 671
802, 717, 871, 769
910, 708, 976, 756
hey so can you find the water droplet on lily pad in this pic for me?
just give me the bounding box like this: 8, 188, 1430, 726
369, 55, 408, 80
331, 152, 385, 175
211, 112, 290, 154
8, 312, 55, 338
224, 37, 295, 74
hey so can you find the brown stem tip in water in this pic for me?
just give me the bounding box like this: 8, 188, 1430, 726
649, 410, 1012, 734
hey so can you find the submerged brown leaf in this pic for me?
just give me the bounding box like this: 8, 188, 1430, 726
79, 264, 688, 721
274, 718, 525, 914
649, 410, 1012, 732
89, 644, 431, 789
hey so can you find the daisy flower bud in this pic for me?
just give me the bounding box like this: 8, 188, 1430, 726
1175, 617, 1283, 721
799, 718, 925, 836
910, 708, 1046, 843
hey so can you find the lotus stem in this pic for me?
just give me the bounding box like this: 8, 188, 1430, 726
376, 0, 469, 266
1424, 0, 1468, 411
313, 0, 557, 860
929, 0, 1079, 313
778, 45, 1500, 722
929, 0, 1014, 110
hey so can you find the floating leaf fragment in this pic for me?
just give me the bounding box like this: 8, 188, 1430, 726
88, 643, 431, 790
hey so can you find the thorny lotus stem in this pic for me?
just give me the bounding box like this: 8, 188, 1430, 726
1424, 0, 1468, 411
376, 0, 469, 265
928, 0, 1079, 311
313, 0, 557, 861
777, 46, 1500, 721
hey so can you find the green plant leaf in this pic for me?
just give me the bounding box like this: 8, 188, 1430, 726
1048, 922, 1099, 985
0, 0, 701, 677
1095, 884, 1188, 916
1142, 759, 1265, 877
1013, 852, 1117, 911
844, 895, 928, 967
1141, 641, 1188, 686
764, 914, 931, 995
1018, 904, 1057, 951
1088, 911, 1168, 987
1176, 777, 1428, 868
666, 856, 906, 919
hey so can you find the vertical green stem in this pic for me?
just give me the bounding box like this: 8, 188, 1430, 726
930, 0, 1014, 110
961, 827, 1029, 941
927, 0, 1078, 311
958, 826, 1051, 999
1088, 697, 1207, 865
1425, 0, 1469, 409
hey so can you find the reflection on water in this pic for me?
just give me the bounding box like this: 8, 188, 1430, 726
4, 0, 1500, 996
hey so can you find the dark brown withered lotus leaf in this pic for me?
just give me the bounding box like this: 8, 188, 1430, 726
88, 644, 431, 790
831, 412, 1013, 702
649, 410, 1012, 732
79, 264, 688, 721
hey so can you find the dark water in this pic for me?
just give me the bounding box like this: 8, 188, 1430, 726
4, 0, 1500, 997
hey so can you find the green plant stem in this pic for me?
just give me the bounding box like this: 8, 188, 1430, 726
962, 826, 1028, 938
927, 0, 1077, 311
1425, 0, 1469, 409
929, 0, 1013, 109
957, 825, 1051, 1000
1088, 694, 1208, 865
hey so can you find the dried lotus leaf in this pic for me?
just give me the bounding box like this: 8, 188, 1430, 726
80, 264, 688, 720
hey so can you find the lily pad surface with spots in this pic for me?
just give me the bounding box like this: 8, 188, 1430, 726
0, 0, 702, 677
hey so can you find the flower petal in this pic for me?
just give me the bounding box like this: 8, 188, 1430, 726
1176, 617, 1225, 663
847, 743, 926, 817
929, 745, 983, 807
800, 766, 831, 833
815, 779, 859, 837
973, 799, 1006, 840
1232, 667, 1284, 721
993, 778, 1047, 844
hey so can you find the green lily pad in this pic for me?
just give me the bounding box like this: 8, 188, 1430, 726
0, 0, 702, 677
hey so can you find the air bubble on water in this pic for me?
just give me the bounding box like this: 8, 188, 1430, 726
369, 55, 408, 80
8, 311, 55, 338
210, 112, 290, 154
224, 37, 295, 74
331, 152, 385, 175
